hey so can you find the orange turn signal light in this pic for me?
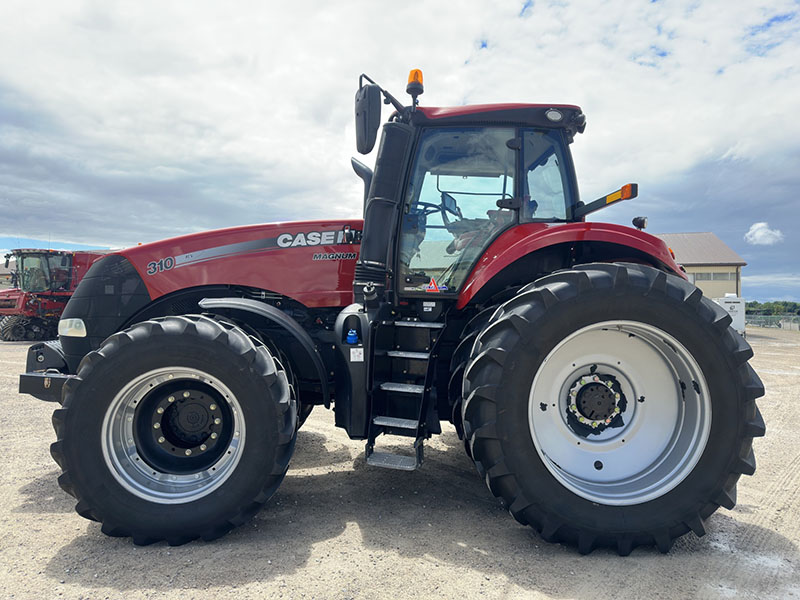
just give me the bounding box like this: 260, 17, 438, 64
621, 183, 637, 200
605, 183, 639, 205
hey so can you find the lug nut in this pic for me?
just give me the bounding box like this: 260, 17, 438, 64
183, 392, 191, 398
214, 418, 221, 425
153, 423, 160, 429
168, 396, 175, 403
157, 407, 164, 414
185, 449, 192, 456
158, 436, 165, 443
200, 444, 207, 451
210, 433, 218, 439
209, 404, 217, 410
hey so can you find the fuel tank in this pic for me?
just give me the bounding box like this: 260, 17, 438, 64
122, 219, 363, 308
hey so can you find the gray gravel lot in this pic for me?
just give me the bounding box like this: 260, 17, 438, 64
0, 327, 798, 599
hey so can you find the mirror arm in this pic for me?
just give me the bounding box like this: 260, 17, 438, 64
359, 73, 406, 116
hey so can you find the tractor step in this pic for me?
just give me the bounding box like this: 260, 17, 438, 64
365, 451, 419, 471
373, 416, 419, 429
365, 437, 424, 471
382, 350, 430, 360
379, 382, 425, 394
382, 320, 445, 329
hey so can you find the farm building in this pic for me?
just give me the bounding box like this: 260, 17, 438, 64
654, 232, 745, 298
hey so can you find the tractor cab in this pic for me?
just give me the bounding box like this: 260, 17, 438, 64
352, 71, 634, 310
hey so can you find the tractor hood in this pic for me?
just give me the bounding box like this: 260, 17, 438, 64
120, 219, 363, 308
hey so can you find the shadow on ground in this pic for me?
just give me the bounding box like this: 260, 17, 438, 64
32, 426, 799, 598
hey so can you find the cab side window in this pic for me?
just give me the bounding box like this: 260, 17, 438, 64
521, 129, 570, 221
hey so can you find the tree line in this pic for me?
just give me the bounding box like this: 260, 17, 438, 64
745, 301, 800, 315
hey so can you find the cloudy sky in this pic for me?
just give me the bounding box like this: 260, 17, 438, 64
0, 0, 797, 300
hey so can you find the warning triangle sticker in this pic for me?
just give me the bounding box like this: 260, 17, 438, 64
425, 277, 440, 293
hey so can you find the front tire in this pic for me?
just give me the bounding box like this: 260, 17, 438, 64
462, 263, 765, 554
51, 315, 297, 545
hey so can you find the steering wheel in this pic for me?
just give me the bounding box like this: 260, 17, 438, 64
415, 201, 445, 217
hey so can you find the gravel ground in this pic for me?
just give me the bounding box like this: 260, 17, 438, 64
0, 327, 798, 600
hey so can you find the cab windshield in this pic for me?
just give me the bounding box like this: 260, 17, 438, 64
18, 253, 72, 292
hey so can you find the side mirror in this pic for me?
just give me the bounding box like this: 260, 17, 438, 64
355, 84, 381, 154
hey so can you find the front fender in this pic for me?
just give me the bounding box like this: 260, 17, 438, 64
197, 297, 331, 407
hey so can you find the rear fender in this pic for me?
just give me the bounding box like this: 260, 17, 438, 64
457, 223, 683, 309
197, 297, 331, 407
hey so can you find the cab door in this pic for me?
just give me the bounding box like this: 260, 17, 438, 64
396, 126, 517, 297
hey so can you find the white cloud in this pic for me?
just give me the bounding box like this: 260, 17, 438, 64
0, 0, 798, 251
744, 222, 785, 246
742, 273, 800, 287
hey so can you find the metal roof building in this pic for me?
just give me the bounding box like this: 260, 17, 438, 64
654, 232, 746, 297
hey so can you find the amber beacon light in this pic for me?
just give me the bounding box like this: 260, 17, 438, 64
406, 69, 424, 107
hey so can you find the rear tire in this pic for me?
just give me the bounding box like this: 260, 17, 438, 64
50, 314, 297, 545
462, 263, 765, 554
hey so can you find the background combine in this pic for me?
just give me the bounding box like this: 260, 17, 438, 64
19, 70, 764, 555
0, 249, 106, 341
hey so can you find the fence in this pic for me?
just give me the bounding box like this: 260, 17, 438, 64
745, 315, 800, 330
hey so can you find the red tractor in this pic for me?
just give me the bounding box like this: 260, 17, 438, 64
20, 71, 764, 554
1, 249, 106, 341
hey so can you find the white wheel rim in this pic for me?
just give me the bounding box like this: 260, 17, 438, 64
527, 321, 711, 506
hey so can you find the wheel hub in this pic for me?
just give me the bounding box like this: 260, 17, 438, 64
566, 374, 623, 433
577, 383, 616, 420
141, 386, 229, 464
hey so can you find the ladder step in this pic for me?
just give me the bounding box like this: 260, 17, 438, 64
383, 320, 445, 329
383, 350, 430, 360
366, 451, 419, 471
373, 416, 419, 429
379, 382, 425, 394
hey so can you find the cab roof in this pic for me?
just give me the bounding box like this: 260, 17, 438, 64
412, 103, 586, 141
